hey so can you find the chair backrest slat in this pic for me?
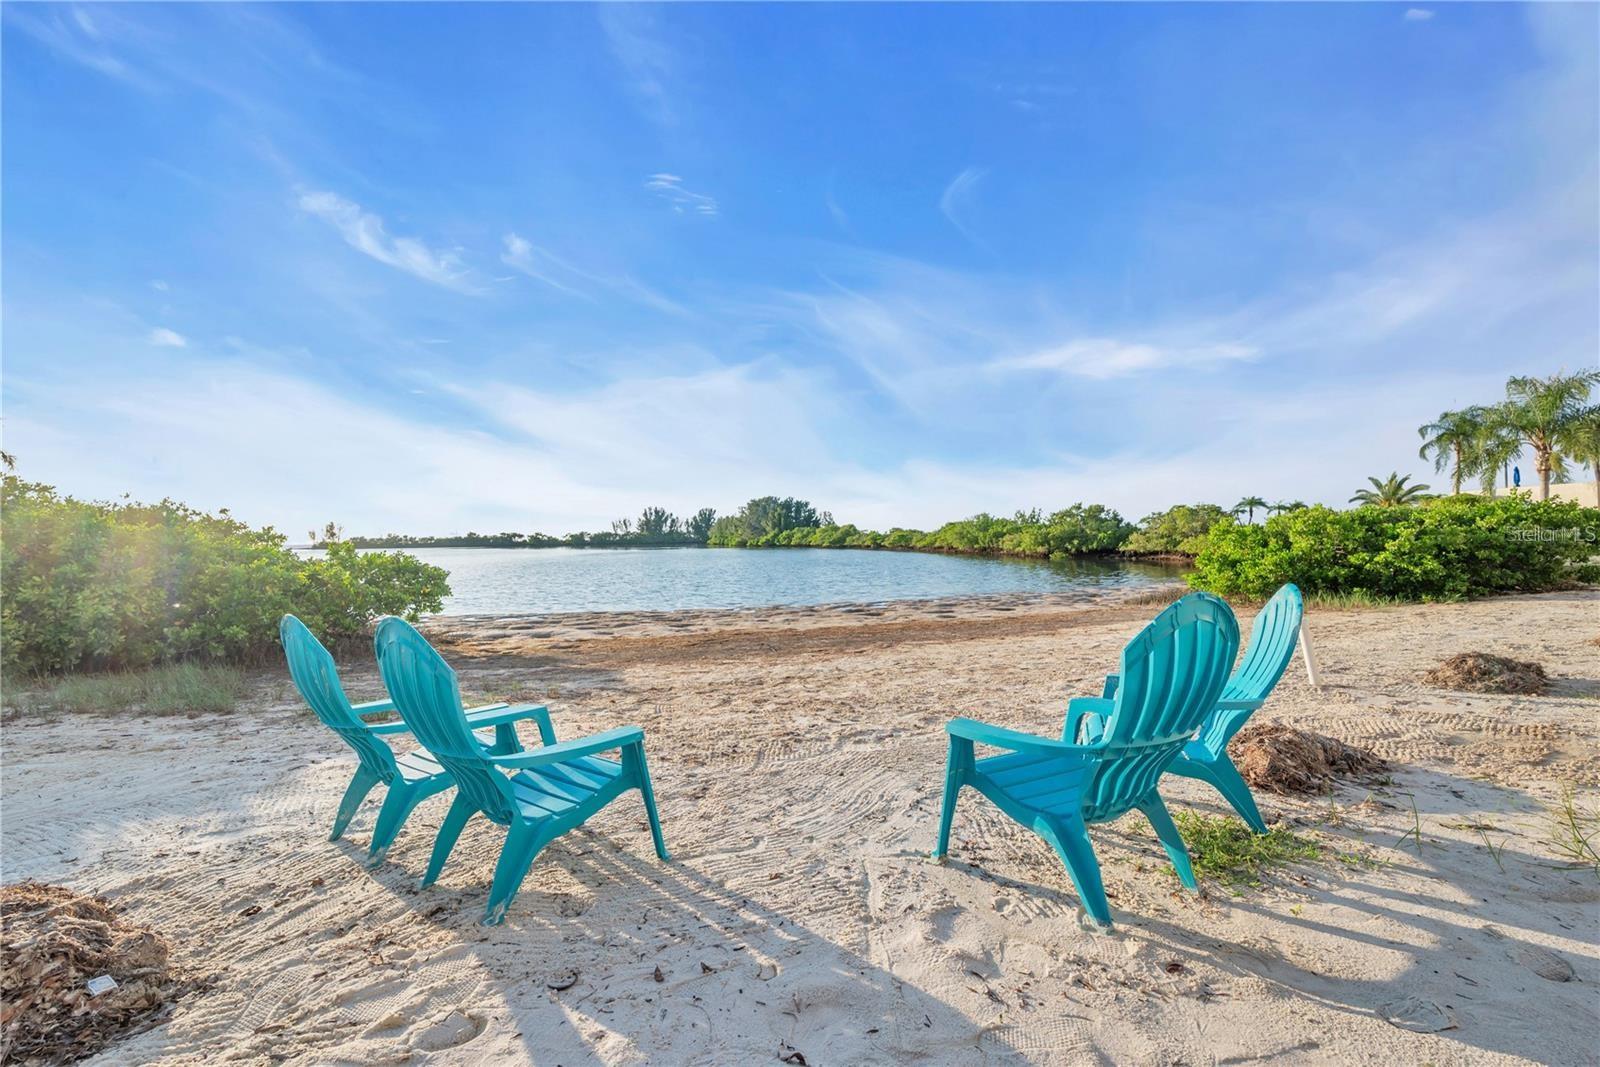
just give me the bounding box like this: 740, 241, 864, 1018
373, 616, 516, 824
1226, 583, 1303, 703
1194, 583, 1303, 756
280, 615, 399, 784
1084, 593, 1239, 822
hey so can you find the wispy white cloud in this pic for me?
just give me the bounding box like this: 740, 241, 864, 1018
644, 173, 719, 217
824, 174, 856, 239
4, 354, 853, 535
1404, 9, 1435, 22
297, 190, 479, 293
598, 5, 678, 126
994, 339, 1258, 380
150, 279, 170, 293
500, 233, 590, 299
2, 2, 368, 127
1, 4, 160, 89
147, 327, 187, 348
2, 348, 1502, 538
939, 166, 987, 245
500, 232, 689, 315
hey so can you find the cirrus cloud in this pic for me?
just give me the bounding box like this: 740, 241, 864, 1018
298, 190, 479, 293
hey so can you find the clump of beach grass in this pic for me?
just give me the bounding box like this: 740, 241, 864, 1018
11, 663, 248, 716
1300, 591, 1409, 610
1545, 784, 1600, 879
1173, 811, 1321, 887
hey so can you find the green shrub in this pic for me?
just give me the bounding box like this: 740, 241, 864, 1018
1122, 503, 1230, 556
1189, 495, 1599, 601
705, 502, 1136, 558
916, 512, 1022, 553
1040, 504, 1133, 557
707, 496, 831, 546
912, 505, 1132, 558
1, 476, 448, 674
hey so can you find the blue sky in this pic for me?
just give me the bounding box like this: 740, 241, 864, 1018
3, 2, 1596, 537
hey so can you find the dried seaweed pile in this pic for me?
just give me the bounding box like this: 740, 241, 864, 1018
1423, 652, 1550, 695
1, 882, 186, 1065
1229, 724, 1388, 795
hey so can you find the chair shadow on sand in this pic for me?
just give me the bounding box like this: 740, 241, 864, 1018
341, 822, 1024, 1065
1083, 763, 1598, 1064
332, 751, 1597, 1066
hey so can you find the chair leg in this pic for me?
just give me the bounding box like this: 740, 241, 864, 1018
330, 766, 381, 842
932, 736, 969, 861
1171, 752, 1268, 833
1206, 756, 1268, 834
366, 782, 424, 867
483, 820, 556, 926
1037, 814, 1112, 928
421, 795, 477, 888
1137, 793, 1198, 892
629, 744, 671, 861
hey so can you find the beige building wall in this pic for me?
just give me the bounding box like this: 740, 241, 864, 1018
1547, 481, 1600, 507
1485, 481, 1600, 506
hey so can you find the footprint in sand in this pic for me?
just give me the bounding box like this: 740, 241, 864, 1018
410, 1009, 486, 1052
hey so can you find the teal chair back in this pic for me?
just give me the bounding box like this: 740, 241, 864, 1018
1195, 582, 1302, 757
1227, 582, 1302, 703
280, 614, 399, 785
1083, 593, 1239, 821
373, 616, 518, 825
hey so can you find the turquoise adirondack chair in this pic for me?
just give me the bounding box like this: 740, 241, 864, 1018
279, 614, 549, 864
1078, 583, 1303, 832
372, 616, 670, 926
932, 593, 1240, 928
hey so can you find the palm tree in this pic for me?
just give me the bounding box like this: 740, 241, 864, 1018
1501, 370, 1600, 499
1418, 407, 1485, 495
1557, 404, 1600, 505
1268, 500, 1307, 515
1472, 404, 1522, 497
1349, 472, 1430, 507
1231, 496, 1268, 523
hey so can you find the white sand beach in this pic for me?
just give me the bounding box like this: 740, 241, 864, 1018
4, 591, 1597, 1065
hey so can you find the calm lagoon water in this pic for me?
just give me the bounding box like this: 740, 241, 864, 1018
312, 547, 1189, 616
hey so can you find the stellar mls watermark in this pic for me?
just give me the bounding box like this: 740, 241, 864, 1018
1508, 526, 1598, 543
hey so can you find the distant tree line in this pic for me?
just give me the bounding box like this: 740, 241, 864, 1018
334, 496, 1251, 561
334, 506, 719, 549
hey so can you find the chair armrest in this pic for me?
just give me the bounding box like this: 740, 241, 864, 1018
363, 701, 518, 737
464, 702, 546, 730
1101, 675, 1120, 700
1062, 697, 1113, 743
466, 703, 555, 745
947, 717, 1081, 755
488, 726, 643, 769
366, 719, 411, 736
352, 698, 397, 717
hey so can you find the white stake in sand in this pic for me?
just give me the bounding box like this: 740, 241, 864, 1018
1299, 620, 1322, 689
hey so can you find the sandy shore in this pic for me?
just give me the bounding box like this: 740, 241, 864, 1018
4, 591, 1598, 1065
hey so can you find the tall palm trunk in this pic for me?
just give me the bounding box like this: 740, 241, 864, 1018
1528, 430, 1553, 500
1452, 442, 1463, 495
